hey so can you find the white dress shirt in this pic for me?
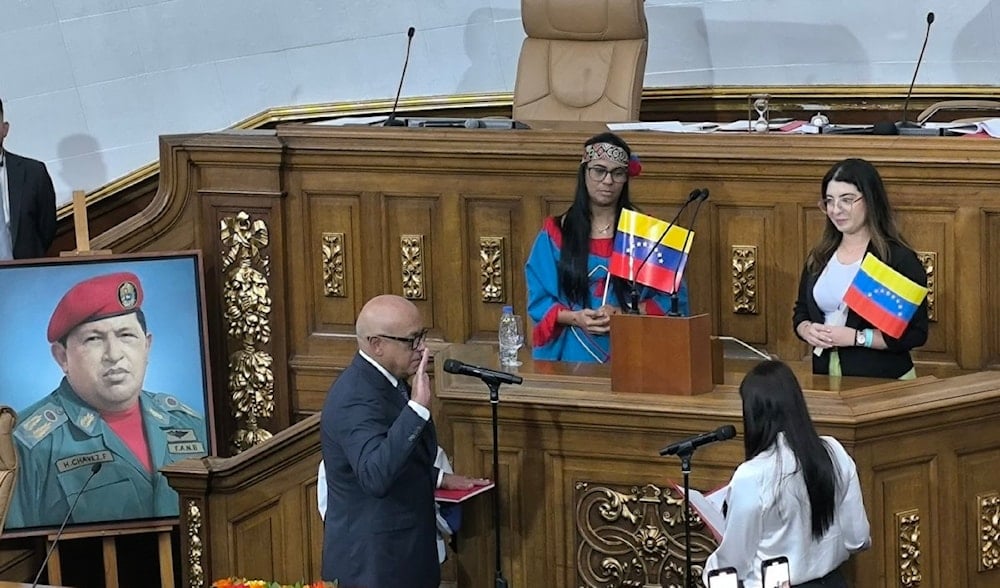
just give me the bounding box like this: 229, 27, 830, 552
0, 151, 12, 259
703, 433, 870, 587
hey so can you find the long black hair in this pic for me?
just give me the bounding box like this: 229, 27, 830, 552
739, 360, 837, 540
557, 132, 636, 309
806, 158, 911, 274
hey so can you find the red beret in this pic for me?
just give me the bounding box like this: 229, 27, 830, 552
47, 272, 144, 343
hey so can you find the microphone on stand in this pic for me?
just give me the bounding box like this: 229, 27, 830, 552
666, 188, 709, 316
875, 12, 938, 136
443, 359, 523, 385
384, 26, 416, 127
899, 12, 935, 129
625, 188, 704, 314
31, 462, 103, 588
659, 425, 736, 456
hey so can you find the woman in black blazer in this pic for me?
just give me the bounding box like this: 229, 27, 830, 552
793, 158, 928, 378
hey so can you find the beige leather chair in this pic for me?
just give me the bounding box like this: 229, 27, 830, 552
513, 0, 648, 122
917, 99, 1000, 124
0, 406, 16, 534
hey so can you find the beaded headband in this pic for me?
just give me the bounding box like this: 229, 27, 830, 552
582, 142, 628, 166
582, 142, 642, 177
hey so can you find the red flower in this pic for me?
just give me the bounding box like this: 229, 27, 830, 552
628, 154, 642, 177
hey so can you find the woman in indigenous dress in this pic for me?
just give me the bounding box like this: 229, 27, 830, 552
525, 132, 687, 362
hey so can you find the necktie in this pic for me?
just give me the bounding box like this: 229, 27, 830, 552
396, 380, 410, 401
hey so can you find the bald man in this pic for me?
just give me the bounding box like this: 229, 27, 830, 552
320, 295, 485, 587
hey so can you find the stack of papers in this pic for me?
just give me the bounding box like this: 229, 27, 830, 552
608, 119, 804, 134
925, 118, 1000, 137
668, 480, 728, 541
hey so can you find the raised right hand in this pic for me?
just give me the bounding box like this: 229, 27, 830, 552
410, 348, 432, 408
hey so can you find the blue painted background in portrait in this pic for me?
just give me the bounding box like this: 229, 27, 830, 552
0, 255, 209, 418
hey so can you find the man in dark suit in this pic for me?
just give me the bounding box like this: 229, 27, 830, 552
1, 98, 57, 260
321, 295, 487, 587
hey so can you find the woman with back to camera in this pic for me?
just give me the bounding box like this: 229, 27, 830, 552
704, 360, 870, 588
793, 158, 928, 378
525, 132, 688, 362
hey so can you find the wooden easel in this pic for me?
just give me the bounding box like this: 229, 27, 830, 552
42, 524, 176, 588
59, 190, 112, 257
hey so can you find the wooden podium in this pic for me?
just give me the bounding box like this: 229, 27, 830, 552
610, 313, 716, 395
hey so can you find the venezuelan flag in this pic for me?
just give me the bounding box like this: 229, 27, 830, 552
844, 253, 928, 338
609, 209, 693, 294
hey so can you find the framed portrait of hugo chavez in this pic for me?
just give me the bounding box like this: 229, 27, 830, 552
0, 251, 216, 534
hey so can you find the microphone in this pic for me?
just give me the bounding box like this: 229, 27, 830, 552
625, 188, 704, 314
659, 425, 736, 457
443, 359, 523, 385
32, 462, 103, 588
667, 188, 709, 316
384, 26, 416, 127
893, 12, 940, 136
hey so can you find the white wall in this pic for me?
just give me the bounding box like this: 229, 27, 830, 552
2, 0, 998, 206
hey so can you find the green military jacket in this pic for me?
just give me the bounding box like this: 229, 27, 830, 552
6, 378, 208, 529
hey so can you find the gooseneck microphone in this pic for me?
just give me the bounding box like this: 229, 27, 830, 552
871, 12, 936, 136
667, 188, 709, 316
899, 12, 935, 128
659, 425, 736, 457
384, 26, 416, 127
443, 359, 523, 385
626, 188, 704, 314
32, 462, 103, 588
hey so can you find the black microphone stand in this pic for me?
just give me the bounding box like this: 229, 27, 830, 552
668, 191, 708, 316
483, 376, 509, 588
384, 27, 416, 127
899, 12, 935, 130
675, 446, 696, 588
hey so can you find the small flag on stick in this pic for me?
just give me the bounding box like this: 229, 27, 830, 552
844, 253, 928, 338
608, 209, 693, 294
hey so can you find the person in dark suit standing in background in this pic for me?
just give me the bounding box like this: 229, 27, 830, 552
321, 294, 487, 587
0, 98, 57, 260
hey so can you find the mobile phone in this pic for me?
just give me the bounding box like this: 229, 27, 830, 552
761, 556, 790, 588
706, 566, 740, 588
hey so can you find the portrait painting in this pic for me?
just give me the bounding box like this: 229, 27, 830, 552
0, 251, 215, 534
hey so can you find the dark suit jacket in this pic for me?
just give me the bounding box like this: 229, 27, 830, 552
320, 353, 440, 588
3, 151, 57, 258
793, 240, 929, 378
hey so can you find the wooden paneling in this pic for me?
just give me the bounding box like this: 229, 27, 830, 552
231, 500, 283, 582
959, 446, 1000, 586
716, 206, 773, 344
466, 198, 521, 339
434, 345, 1000, 588
987, 213, 1000, 368
63, 125, 1000, 586
896, 209, 952, 357
307, 192, 364, 334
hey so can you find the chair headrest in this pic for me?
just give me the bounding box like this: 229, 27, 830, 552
521, 0, 647, 41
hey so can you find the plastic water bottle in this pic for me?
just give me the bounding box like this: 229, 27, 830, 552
498, 305, 523, 367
